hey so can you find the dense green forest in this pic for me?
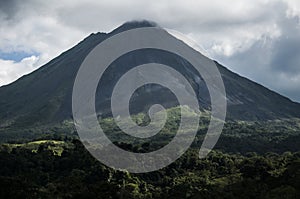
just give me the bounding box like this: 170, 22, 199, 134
0, 108, 299, 198
0, 139, 299, 198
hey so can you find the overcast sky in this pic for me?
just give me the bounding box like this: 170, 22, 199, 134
0, 0, 300, 102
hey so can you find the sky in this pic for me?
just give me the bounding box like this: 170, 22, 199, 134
0, 0, 300, 102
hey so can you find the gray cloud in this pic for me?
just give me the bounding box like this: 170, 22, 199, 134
213, 13, 300, 102
0, 0, 19, 19
270, 18, 300, 74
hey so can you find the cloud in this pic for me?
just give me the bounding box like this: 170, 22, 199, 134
0, 55, 39, 85
0, 0, 20, 20
213, 12, 300, 102
0, 0, 299, 102
284, 0, 300, 17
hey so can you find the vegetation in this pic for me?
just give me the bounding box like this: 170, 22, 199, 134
0, 140, 299, 198
2, 107, 299, 154
0, 107, 299, 198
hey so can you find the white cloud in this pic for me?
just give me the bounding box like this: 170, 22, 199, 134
284, 0, 300, 17
0, 55, 39, 85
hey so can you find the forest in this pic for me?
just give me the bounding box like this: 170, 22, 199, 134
0, 139, 299, 198
0, 111, 299, 198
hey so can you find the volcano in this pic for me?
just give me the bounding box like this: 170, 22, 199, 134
0, 20, 300, 134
